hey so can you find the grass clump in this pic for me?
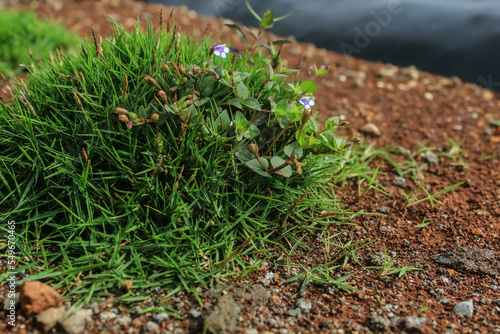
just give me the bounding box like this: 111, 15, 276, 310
0, 10, 80, 78
0, 20, 357, 303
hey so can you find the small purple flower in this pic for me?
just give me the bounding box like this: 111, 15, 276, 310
299, 97, 315, 110
213, 44, 230, 58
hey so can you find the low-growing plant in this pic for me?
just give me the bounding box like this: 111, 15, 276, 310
0, 10, 80, 78
0, 17, 356, 301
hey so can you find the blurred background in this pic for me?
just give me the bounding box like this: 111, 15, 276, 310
145, 0, 500, 91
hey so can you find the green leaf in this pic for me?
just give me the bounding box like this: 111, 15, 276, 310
236, 146, 254, 163
232, 71, 250, 84
243, 124, 260, 139
300, 80, 317, 93
215, 109, 232, 128
195, 97, 210, 107
226, 98, 242, 109
280, 67, 298, 74
260, 10, 274, 30
243, 97, 261, 110
246, 158, 270, 177
276, 165, 292, 177
236, 81, 250, 99
225, 23, 250, 45
136, 105, 147, 119
284, 142, 303, 159
196, 74, 217, 96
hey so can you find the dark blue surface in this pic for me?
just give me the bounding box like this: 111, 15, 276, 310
152, 0, 500, 90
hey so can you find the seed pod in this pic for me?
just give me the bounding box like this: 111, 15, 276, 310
114, 107, 130, 115
143, 76, 160, 89
118, 114, 129, 122
162, 64, 172, 74
150, 113, 159, 122
247, 143, 259, 157
157, 90, 169, 104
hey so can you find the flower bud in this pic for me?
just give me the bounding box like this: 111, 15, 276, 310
247, 143, 259, 157
150, 113, 159, 123
162, 64, 172, 74
114, 107, 129, 115
179, 65, 186, 74
128, 112, 138, 120
157, 90, 169, 104
192, 66, 200, 75
143, 76, 159, 88
118, 114, 129, 122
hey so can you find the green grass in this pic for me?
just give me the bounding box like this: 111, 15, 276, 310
0, 19, 380, 308
0, 10, 80, 78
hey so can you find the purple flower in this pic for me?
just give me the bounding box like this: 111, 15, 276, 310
299, 97, 315, 110
213, 44, 230, 58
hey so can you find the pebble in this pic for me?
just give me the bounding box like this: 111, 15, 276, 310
286, 308, 302, 317
61, 309, 93, 334
490, 285, 498, 291
116, 315, 132, 327
173, 329, 183, 334
246, 329, 258, 334
423, 151, 439, 164
368, 315, 390, 332
403, 316, 426, 330
377, 207, 390, 214
454, 300, 474, 317
145, 320, 160, 334
360, 122, 381, 136
100, 311, 116, 321
189, 308, 202, 318
36, 306, 66, 332
152, 312, 169, 324
297, 298, 312, 313
393, 176, 406, 187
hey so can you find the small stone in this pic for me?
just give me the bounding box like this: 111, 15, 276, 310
116, 315, 132, 327
453, 300, 474, 317
173, 328, 183, 334
403, 316, 426, 330
152, 312, 169, 324
360, 123, 381, 137
490, 285, 498, 291
377, 207, 390, 214
368, 315, 390, 332
424, 92, 434, 100
246, 329, 258, 334
145, 320, 160, 334
36, 306, 66, 332
100, 311, 116, 322
189, 308, 202, 318
396, 146, 409, 156
286, 308, 301, 317
20, 281, 62, 316
297, 298, 312, 313
423, 151, 439, 164
61, 309, 93, 334
393, 177, 406, 187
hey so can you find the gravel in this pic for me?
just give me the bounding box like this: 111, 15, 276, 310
453, 300, 474, 317
393, 176, 406, 187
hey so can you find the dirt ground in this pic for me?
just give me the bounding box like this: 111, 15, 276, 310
1, 0, 499, 333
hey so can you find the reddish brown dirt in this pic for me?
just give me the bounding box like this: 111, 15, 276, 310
1, 1, 499, 333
